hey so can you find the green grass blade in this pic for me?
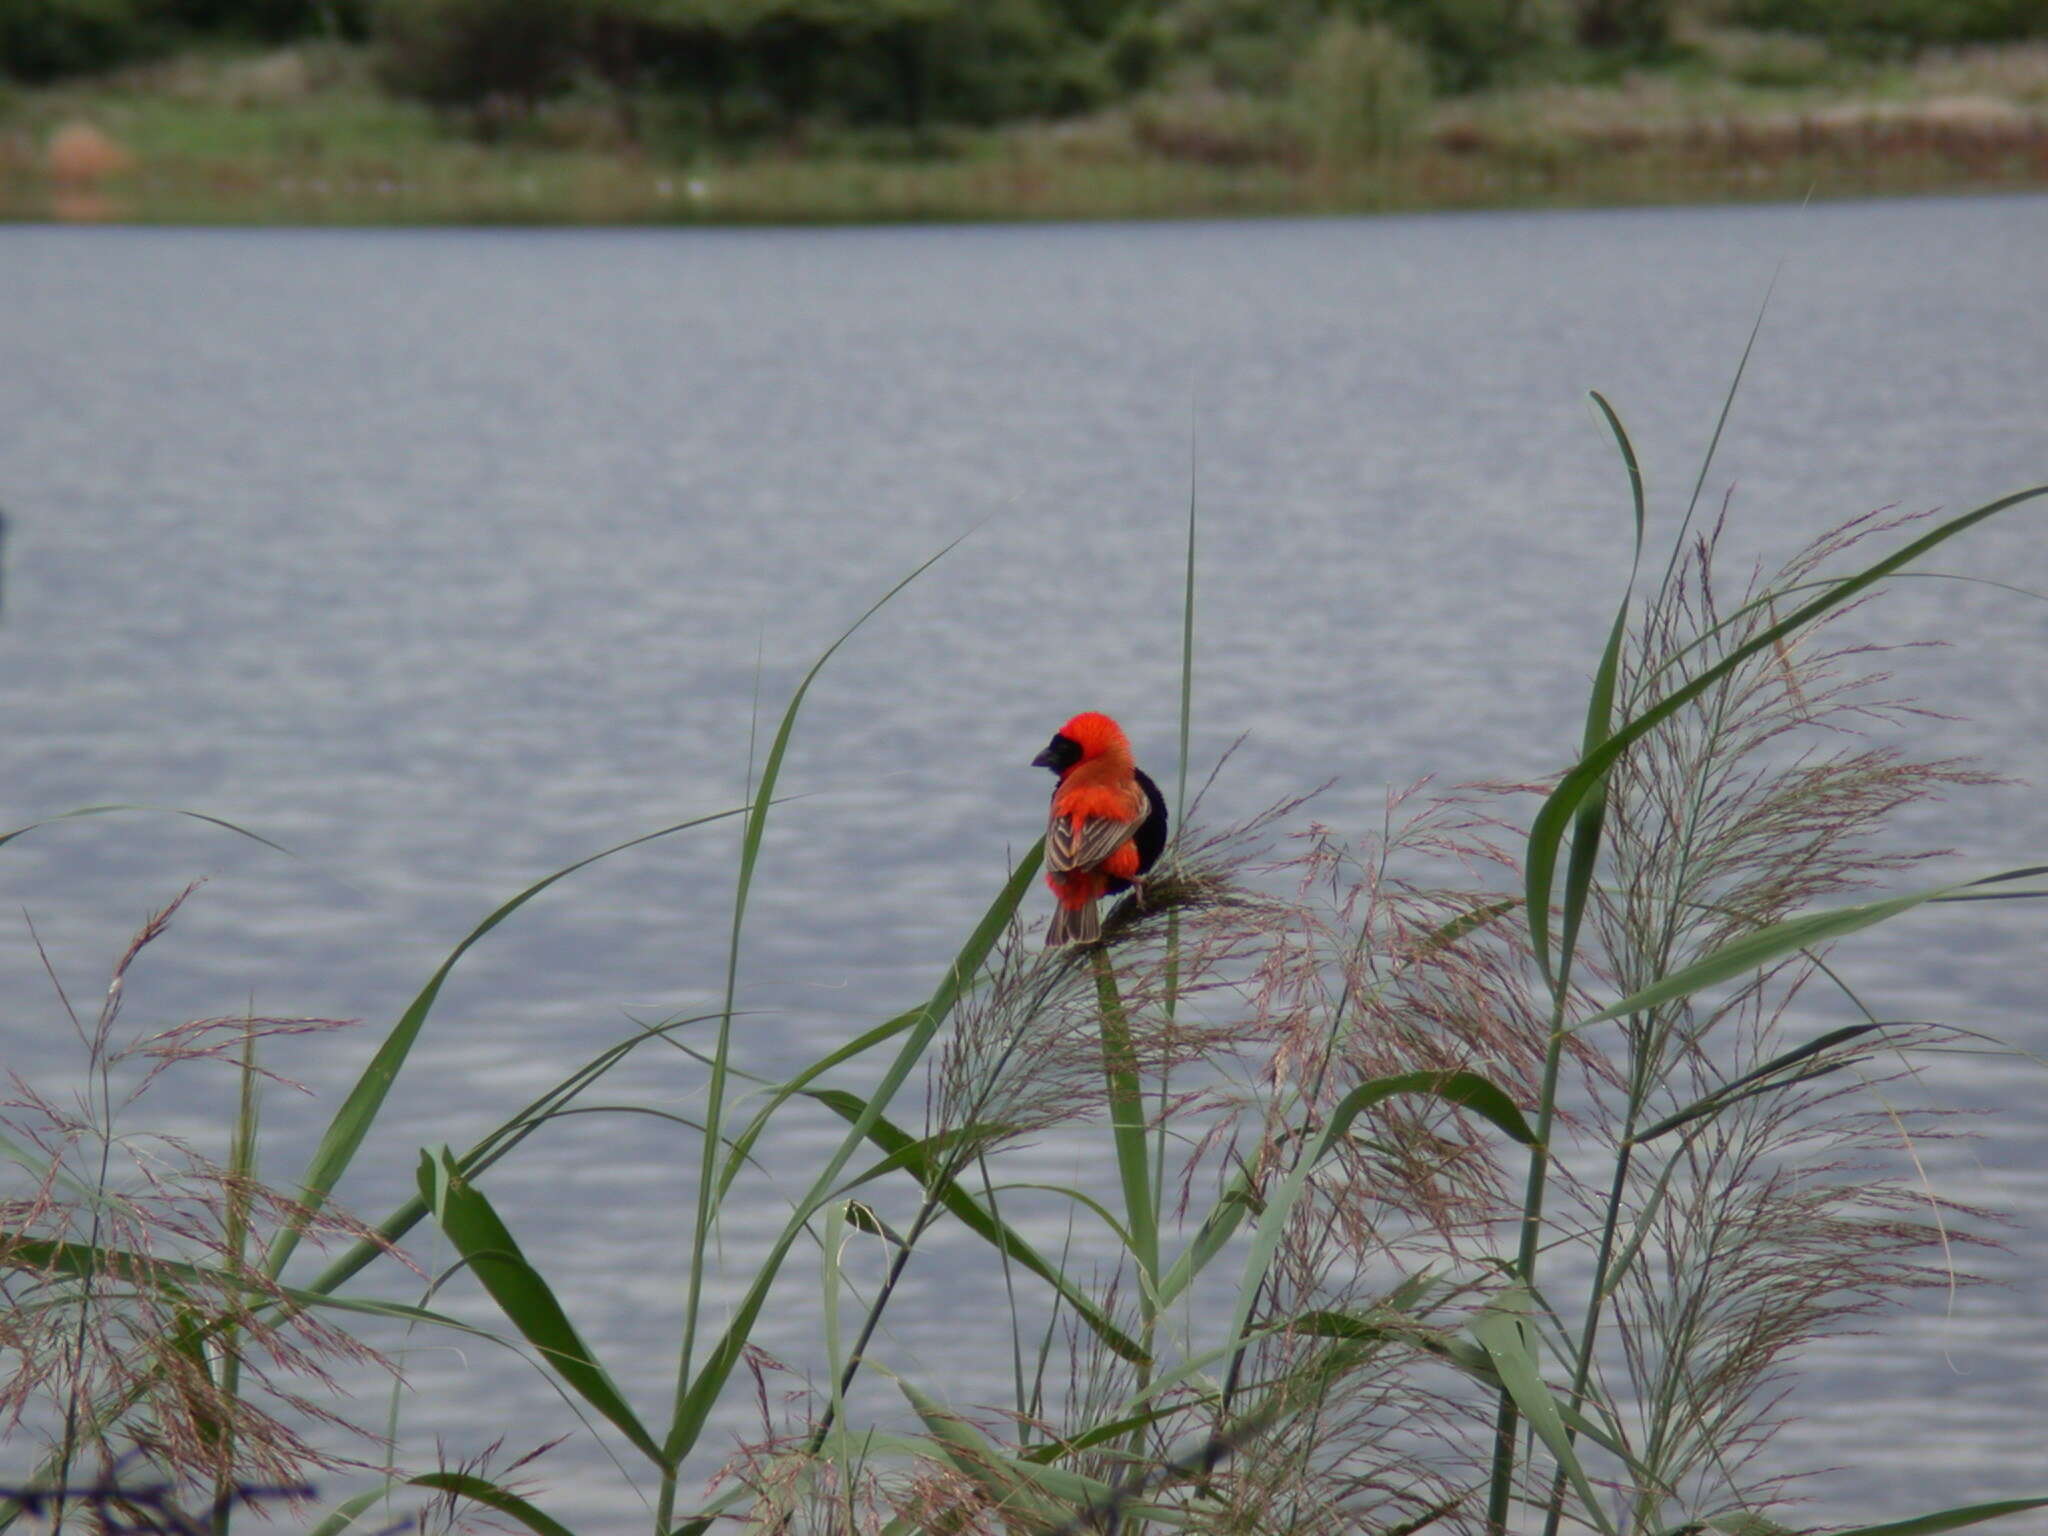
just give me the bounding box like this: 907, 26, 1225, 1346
1820, 1500, 2048, 1536
1589, 392, 1647, 559
901, 1378, 1190, 1530
1091, 952, 1158, 1299
803, 1088, 1147, 1365
418, 1149, 663, 1466
9, 1237, 193, 1300
1653, 272, 1776, 615
714, 1006, 929, 1203
662, 846, 1041, 1465
1018, 1400, 1191, 1465
1597, 1138, 1697, 1303
0, 804, 293, 858
675, 539, 964, 1458
1227, 1071, 1534, 1355
1549, 391, 1648, 989
1497, 395, 1649, 1523
1583, 869, 2048, 1028
1154, 1181, 1259, 1310
303, 1485, 394, 1536
819, 1198, 852, 1472
1403, 1314, 1643, 1471
1176, 428, 1198, 832
1525, 485, 2048, 981
1472, 1290, 1616, 1536
1631, 1023, 1888, 1142
8, 1237, 508, 1341
406, 1474, 578, 1536
298, 1013, 723, 1298
263, 807, 749, 1282
899, 1377, 1068, 1529
1417, 898, 1520, 955
0, 1128, 100, 1202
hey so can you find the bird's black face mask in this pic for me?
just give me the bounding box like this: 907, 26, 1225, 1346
1032, 734, 1082, 774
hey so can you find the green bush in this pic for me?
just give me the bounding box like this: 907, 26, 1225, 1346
1104, 10, 1169, 88
1573, 0, 1673, 55
372, 0, 581, 111
1726, 0, 2048, 49
1293, 15, 1432, 157
571, 0, 1098, 136
1353, 0, 1570, 92
1043, 0, 1145, 40
156, 0, 370, 41
909, 0, 1107, 123
1130, 86, 1301, 162
1714, 28, 1838, 87
0, 0, 369, 84
0, 0, 161, 82
1157, 0, 1323, 91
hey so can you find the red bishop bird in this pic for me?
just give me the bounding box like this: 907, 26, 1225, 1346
1032, 711, 1168, 947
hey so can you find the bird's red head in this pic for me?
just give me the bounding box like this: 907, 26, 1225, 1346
1032, 712, 1131, 776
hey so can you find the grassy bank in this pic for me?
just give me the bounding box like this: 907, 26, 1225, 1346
3, 36, 2047, 223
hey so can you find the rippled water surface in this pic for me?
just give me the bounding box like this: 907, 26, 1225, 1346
2, 198, 2045, 1529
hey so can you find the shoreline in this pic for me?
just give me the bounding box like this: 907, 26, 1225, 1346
5, 42, 2046, 226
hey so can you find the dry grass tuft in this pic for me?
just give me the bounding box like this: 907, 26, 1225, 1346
0, 887, 404, 1507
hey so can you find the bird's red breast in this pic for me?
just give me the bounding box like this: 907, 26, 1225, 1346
1033, 712, 1166, 945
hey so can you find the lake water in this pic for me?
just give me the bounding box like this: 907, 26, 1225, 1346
2, 196, 2046, 1532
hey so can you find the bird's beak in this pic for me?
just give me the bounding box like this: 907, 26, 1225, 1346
1030, 747, 1056, 768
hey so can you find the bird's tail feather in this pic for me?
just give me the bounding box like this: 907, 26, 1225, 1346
1046, 901, 1101, 948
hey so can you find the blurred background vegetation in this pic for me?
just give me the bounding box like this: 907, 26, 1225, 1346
3, 0, 2046, 219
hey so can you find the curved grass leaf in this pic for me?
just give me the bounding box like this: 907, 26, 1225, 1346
1, 1128, 104, 1203
1549, 391, 1649, 990
0, 804, 292, 858
663, 845, 1041, 1465
1494, 394, 1652, 1529
418, 1149, 662, 1466
408, 1473, 577, 1536
1018, 1399, 1193, 1467
673, 539, 966, 1511
7, 1237, 195, 1302
1296, 1290, 1641, 1474
899, 1377, 1069, 1532
1155, 1182, 1261, 1310
1584, 868, 2048, 1029
901, 1377, 1191, 1532
804, 1087, 1147, 1365
1472, 1289, 1616, 1536
1226, 1071, 1534, 1367
715, 1005, 930, 1204
9, 1237, 518, 1345
1418, 898, 1521, 955
1090, 951, 1159, 1306
1526, 484, 2048, 987
264, 806, 751, 1282
303, 1485, 396, 1536
1820, 1500, 2048, 1536
299, 1012, 723, 1299
1632, 1023, 1887, 1143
